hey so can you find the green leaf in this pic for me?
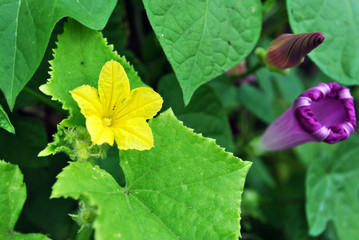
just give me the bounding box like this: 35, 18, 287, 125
287, 0, 359, 85
102, 1, 128, 52
158, 74, 186, 114
272, 69, 304, 104
242, 68, 304, 122
95, 147, 126, 187
18, 156, 76, 240
143, 0, 262, 104
237, 84, 275, 124
40, 19, 146, 128
182, 85, 234, 151
306, 135, 359, 239
295, 141, 337, 166
246, 157, 275, 191
180, 112, 233, 151
0, 160, 51, 240
0, 117, 48, 168
158, 74, 234, 151
0, 104, 15, 134
256, 68, 275, 102
52, 110, 251, 240
0, 0, 117, 110
208, 75, 238, 110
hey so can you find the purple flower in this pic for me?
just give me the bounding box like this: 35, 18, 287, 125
258, 82, 356, 151
265, 32, 325, 69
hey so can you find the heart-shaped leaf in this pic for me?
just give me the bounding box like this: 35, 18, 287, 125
306, 135, 359, 239
0, 0, 117, 109
288, 0, 359, 85
143, 0, 262, 104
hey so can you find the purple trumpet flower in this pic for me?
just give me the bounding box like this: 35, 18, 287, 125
259, 82, 356, 152
266, 32, 325, 69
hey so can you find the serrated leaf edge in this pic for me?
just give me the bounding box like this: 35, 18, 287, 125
39, 21, 141, 127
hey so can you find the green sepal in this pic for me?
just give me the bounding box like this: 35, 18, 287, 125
39, 126, 108, 161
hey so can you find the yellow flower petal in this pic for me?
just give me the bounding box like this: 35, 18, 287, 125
86, 116, 115, 146
113, 87, 163, 121
98, 60, 130, 116
112, 118, 154, 150
71, 60, 163, 151
70, 85, 103, 118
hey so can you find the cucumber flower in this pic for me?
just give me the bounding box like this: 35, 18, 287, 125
70, 60, 163, 150
258, 82, 356, 152
265, 32, 325, 69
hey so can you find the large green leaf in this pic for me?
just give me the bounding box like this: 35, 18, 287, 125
0, 104, 15, 134
143, 0, 262, 104
0, 160, 51, 240
237, 84, 275, 124
306, 135, 359, 239
52, 110, 251, 240
0, 0, 117, 109
287, 0, 359, 85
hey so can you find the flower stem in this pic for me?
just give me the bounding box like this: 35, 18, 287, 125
22, 87, 67, 115
75, 225, 93, 240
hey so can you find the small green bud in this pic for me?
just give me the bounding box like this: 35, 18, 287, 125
70, 201, 97, 230
39, 125, 109, 161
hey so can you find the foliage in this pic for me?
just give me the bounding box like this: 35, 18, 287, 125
52, 110, 251, 239
0, 161, 50, 240
1, 0, 359, 240
0, 0, 117, 109
288, 0, 359, 85
0, 104, 15, 134
143, 0, 262, 104
305, 135, 359, 239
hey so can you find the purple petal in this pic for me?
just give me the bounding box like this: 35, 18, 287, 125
265, 32, 325, 69
259, 106, 318, 151
259, 82, 356, 152
295, 82, 356, 144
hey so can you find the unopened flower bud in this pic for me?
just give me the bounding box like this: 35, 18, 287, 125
266, 32, 325, 69
70, 201, 97, 230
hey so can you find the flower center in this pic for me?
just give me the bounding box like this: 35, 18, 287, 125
102, 117, 112, 127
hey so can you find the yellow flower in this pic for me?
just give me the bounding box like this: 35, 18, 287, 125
70, 60, 163, 150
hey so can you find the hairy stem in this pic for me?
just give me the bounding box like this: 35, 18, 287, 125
76, 225, 93, 240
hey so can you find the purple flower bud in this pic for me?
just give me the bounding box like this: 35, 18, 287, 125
259, 82, 356, 151
265, 32, 325, 69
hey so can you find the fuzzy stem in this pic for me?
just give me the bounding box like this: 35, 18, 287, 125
75, 225, 93, 240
